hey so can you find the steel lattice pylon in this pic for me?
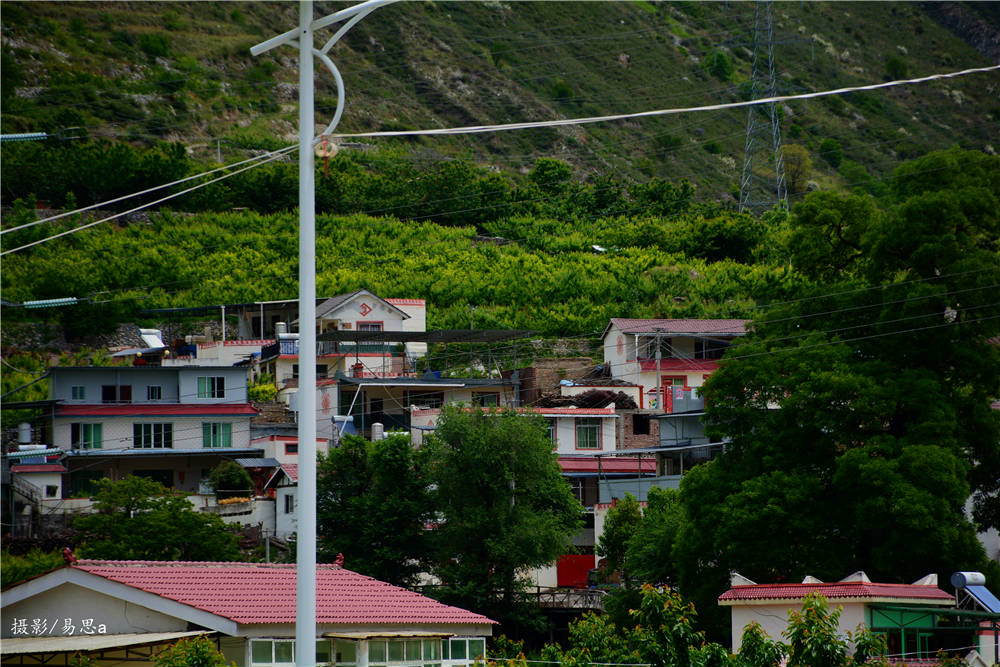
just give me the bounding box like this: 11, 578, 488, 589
739, 0, 787, 214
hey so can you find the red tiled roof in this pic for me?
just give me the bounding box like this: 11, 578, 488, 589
281, 463, 298, 482
719, 582, 954, 604
73, 560, 494, 626
56, 404, 259, 417
606, 318, 750, 337
559, 457, 657, 474
12, 464, 67, 473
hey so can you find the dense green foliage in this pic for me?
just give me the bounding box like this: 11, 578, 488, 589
674, 148, 1000, 636
595, 492, 642, 587
0, 548, 64, 588
74, 476, 240, 561
425, 406, 584, 630
316, 434, 433, 587
154, 636, 234, 667
208, 460, 253, 500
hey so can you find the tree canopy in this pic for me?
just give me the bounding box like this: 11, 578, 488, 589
425, 406, 584, 629
316, 434, 433, 587
74, 476, 240, 561
675, 148, 1000, 636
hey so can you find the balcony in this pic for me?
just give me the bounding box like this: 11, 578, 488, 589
261, 339, 400, 360
664, 387, 705, 413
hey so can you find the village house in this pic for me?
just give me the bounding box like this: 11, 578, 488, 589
719, 571, 1000, 665
1, 558, 494, 667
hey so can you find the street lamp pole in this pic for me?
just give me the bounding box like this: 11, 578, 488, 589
250, 3, 398, 665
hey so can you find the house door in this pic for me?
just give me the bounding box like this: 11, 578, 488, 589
661, 376, 687, 412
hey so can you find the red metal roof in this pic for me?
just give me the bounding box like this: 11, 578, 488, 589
11, 464, 67, 473
605, 318, 750, 337
558, 457, 657, 474
56, 404, 259, 417
719, 582, 954, 603
73, 560, 494, 626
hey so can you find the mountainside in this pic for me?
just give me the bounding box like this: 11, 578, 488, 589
2, 1, 998, 203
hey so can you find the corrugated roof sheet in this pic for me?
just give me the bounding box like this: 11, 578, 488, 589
718, 582, 954, 603
605, 318, 750, 337
73, 560, 494, 626
56, 404, 258, 417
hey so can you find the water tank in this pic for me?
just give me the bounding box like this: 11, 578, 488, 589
950, 571, 986, 588
276, 322, 288, 336
371, 423, 384, 441
18, 422, 32, 444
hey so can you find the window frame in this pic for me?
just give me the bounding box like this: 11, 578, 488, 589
574, 417, 601, 450
202, 422, 232, 448
196, 376, 225, 399
146, 385, 163, 401
71, 423, 103, 450
473, 393, 499, 408
133, 422, 173, 449
71, 385, 86, 400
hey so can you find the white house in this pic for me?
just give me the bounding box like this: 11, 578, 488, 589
47, 366, 260, 496
1, 559, 494, 667
717, 571, 993, 663
601, 318, 749, 410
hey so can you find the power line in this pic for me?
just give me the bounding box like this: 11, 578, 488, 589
330, 65, 1000, 138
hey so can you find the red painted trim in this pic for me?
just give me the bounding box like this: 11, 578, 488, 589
639, 359, 720, 372
385, 298, 426, 306
56, 404, 258, 417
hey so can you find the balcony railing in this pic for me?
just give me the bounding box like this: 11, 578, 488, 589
263, 340, 400, 358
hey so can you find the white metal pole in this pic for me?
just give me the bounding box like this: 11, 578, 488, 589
296, 1, 318, 665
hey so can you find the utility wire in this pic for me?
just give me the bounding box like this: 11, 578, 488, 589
331, 65, 1000, 138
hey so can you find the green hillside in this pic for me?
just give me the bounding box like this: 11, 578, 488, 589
2, 1, 997, 201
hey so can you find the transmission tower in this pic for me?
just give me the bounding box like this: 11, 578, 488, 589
738, 0, 787, 214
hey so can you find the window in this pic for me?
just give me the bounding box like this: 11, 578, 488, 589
197, 376, 225, 399
284, 442, 298, 455
101, 385, 132, 403
45, 485, 58, 498
695, 339, 730, 360
442, 638, 485, 666
202, 422, 232, 448
473, 393, 499, 407
292, 364, 329, 379
284, 494, 294, 514
71, 386, 85, 400
133, 423, 172, 448
547, 419, 557, 446
71, 423, 102, 449
357, 321, 383, 332
368, 638, 440, 667
406, 390, 443, 409
146, 385, 162, 401
633, 414, 651, 435
251, 639, 295, 666
575, 418, 601, 449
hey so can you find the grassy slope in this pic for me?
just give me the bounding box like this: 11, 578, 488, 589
2, 1, 997, 204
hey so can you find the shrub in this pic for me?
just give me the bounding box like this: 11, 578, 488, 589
209, 460, 252, 500
705, 49, 735, 81
138, 32, 170, 58
818, 138, 843, 168
885, 54, 908, 80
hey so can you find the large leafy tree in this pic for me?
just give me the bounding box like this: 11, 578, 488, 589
424, 406, 583, 629
677, 149, 1000, 636
74, 476, 239, 561
316, 434, 433, 587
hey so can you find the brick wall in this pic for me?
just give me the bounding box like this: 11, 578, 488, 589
618, 410, 661, 450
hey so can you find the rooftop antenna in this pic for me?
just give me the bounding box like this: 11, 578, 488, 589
251, 3, 398, 665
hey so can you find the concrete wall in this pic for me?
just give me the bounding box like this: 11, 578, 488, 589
728, 601, 866, 652
3, 582, 187, 637
54, 417, 251, 453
